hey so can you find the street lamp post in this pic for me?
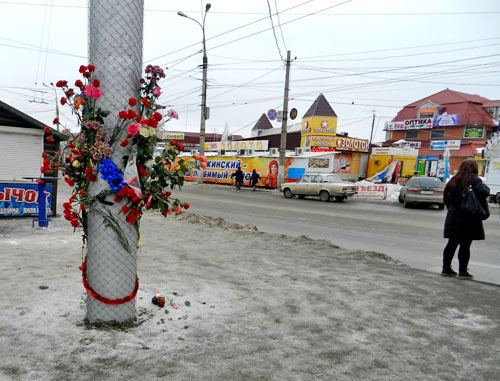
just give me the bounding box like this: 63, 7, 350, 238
178, 3, 211, 184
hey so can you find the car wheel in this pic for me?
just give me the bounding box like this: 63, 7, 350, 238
438, 204, 444, 210
403, 197, 410, 208
335, 196, 345, 202
398, 194, 403, 203
283, 188, 294, 198
319, 190, 330, 202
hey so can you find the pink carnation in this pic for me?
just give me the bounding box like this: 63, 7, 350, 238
128, 123, 139, 136
152, 87, 162, 97
84, 85, 104, 99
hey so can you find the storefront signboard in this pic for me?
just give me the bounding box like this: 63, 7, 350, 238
435, 113, 458, 127
334, 136, 369, 152
385, 118, 433, 130
430, 140, 461, 150
163, 132, 185, 140
205, 140, 269, 151
371, 147, 419, 156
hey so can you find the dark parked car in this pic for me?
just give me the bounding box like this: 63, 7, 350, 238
398, 176, 445, 209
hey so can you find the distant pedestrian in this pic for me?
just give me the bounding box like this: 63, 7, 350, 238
233, 167, 244, 190
441, 159, 490, 280
250, 169, 261, 191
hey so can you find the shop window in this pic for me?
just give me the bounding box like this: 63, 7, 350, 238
404, 130, 419, 140
463, 126, 484, 139
430, 129, 445, 139
385, 130, 392, 141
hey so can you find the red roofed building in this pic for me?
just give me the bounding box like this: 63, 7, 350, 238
385, 89, 499, 176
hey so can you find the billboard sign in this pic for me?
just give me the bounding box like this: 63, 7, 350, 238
0, 183, 53, 217
205, 140, 269, 151
435, 113, 458, 127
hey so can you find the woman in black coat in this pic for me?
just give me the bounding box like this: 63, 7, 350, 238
441, 159, 490, 280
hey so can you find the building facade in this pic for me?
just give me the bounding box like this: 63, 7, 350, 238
384, 89, 500, 176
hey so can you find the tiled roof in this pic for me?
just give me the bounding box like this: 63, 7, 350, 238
407, 89, 491, 107
252, 113, 274, 131
392, 89, 496, 127
302, 93, 337, 118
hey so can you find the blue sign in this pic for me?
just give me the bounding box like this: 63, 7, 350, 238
435, 113, 458, 127
0, 183, 53, 217
267, 109, 277, 121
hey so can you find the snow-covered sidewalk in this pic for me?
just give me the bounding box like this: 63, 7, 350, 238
1, 207, 499, 380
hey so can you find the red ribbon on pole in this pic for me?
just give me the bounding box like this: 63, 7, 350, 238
79, 256, 139, 305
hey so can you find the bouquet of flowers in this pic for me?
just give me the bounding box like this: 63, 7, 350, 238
42, 64, 200, 249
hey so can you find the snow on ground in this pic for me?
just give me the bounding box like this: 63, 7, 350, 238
1, 203, 500, 380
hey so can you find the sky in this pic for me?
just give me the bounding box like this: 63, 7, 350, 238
0, 0, 499, 144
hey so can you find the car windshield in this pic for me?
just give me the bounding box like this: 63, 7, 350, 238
326, 174, 342, 183
410, 177, 443, 188
297, 175, 311, 183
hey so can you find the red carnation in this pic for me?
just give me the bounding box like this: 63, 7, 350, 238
79, 65, 87, 73
125, 214, 136, 224
60, 97, 67, 105
127, 109, 136, 119
64, 177, 74, 187
153, 112, 162, 121
178, 143, 184, 151
87, 173, 97, 182
92, 79, 100, 88
120, 139, 129, 147
56, 80, 67, 88
128, 98, 137, 107
52, 118, 59, 125
138, 165, 147, 177
121, 206, 130, 214
71, 219, 80, 227
87, 64, 95, 72
118, 111, 128, 119
136, 114, 142, 123
114, 197, 122, 203
184, 203, 190, 209
42, 152, 47, 158
117, 187, 128, 197
46, 137, 55, 143
75, 79, 83, 88
44, 126, 51, 134
141, 98, 149, 107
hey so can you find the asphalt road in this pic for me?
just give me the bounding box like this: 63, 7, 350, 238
174, 182, 500, 285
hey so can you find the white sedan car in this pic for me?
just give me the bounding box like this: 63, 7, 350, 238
281, 173, 357, 202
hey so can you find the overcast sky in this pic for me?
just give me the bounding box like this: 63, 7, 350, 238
0, 0, 499, 143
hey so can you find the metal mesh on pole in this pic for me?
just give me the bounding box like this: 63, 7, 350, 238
86, 0, 144, 323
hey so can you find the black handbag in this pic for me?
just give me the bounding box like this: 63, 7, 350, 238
461, 184, 490, 220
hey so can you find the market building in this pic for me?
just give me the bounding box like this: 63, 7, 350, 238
0, 100, 65, 217
382, 89, 500, 177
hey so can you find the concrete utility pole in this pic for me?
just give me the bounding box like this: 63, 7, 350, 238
86, 0, 144, 323
278, 50, 291, 189
369, 111, 376, 146
178, 4, 211, 184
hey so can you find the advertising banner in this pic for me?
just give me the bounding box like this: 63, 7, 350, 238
430, 140, 461, 151
352, 184, 387, 199
0, 183, 53, 217
463, 126, 484, 139
204, 140, 269, 152
183, 156, 295, 189
435, 113, 458, 127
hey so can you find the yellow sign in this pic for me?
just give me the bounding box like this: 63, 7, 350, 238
164, 133, 185, 140
301, 116, 337, 136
